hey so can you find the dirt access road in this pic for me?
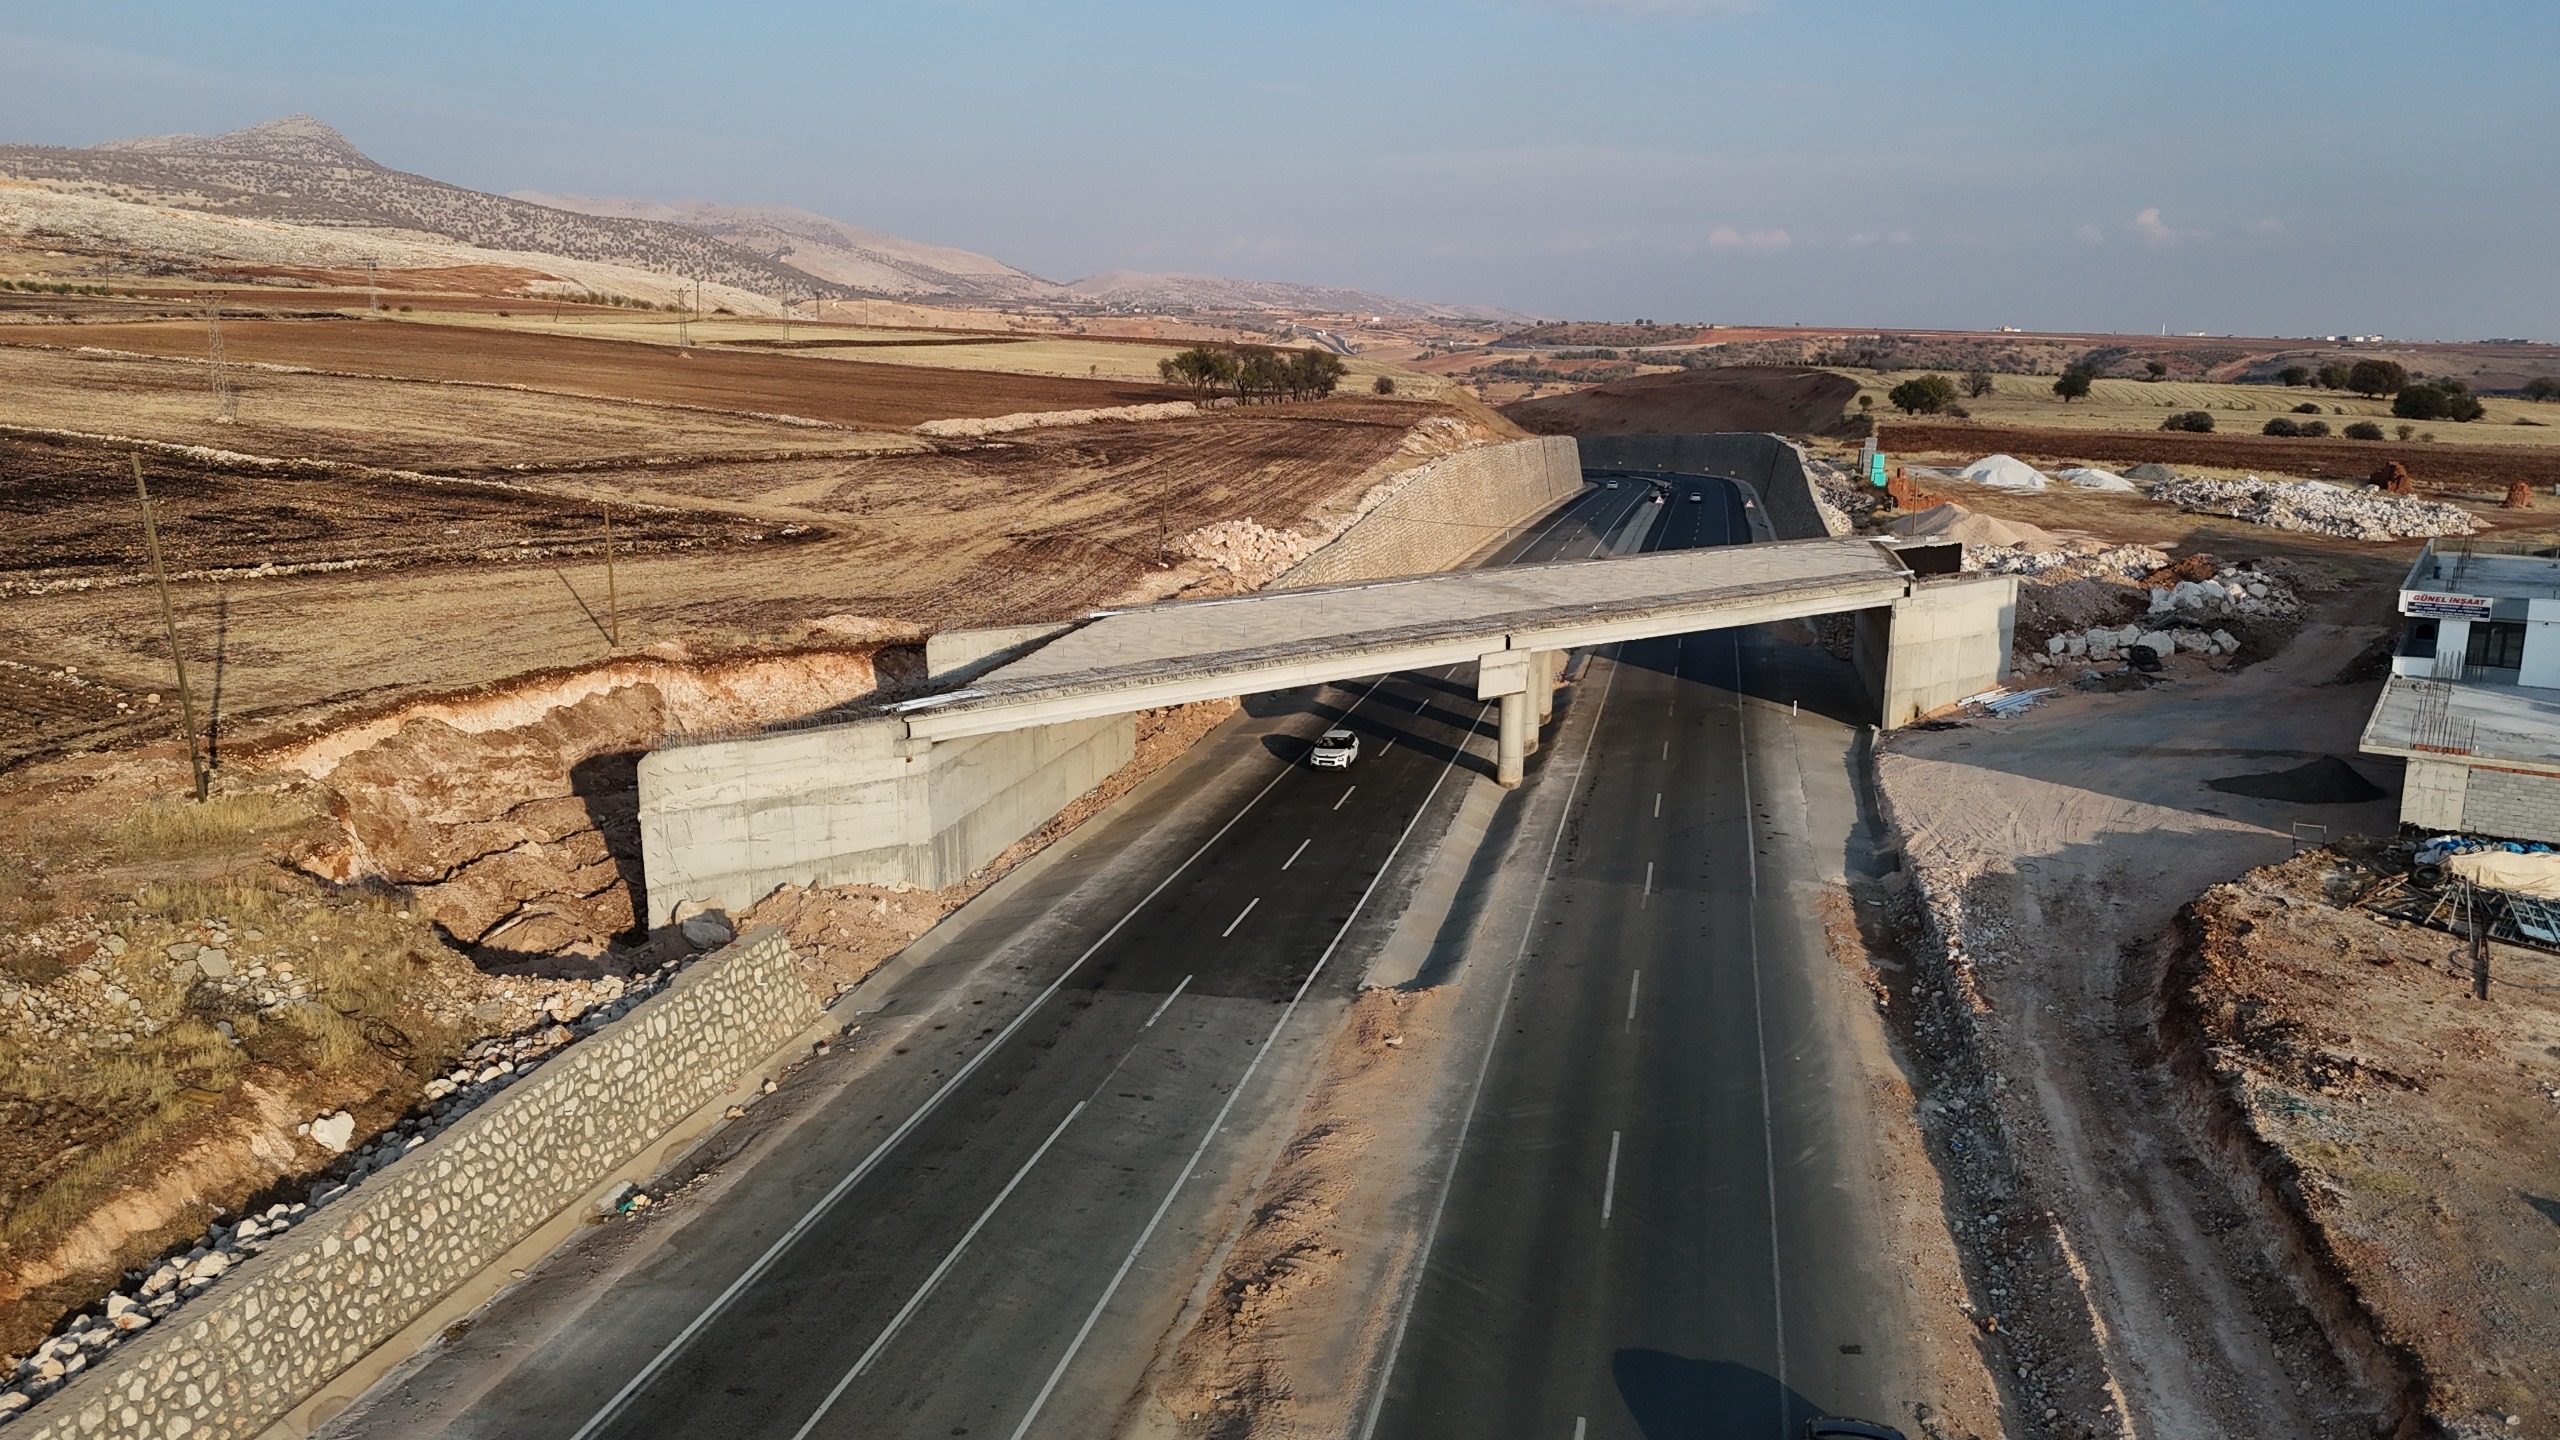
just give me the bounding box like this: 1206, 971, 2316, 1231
1876, 580, 2413, 1438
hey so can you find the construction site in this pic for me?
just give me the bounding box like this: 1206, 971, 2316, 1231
3, 108, 2558, 1440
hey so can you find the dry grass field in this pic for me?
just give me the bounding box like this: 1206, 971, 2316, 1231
1850, 367, 2560, 448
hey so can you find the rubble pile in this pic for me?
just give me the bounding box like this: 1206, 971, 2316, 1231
1969, 541, 2170, 580
2150, 475, 2479, 540
1178, 519, 1317, 579
2017, 559, 2300, 672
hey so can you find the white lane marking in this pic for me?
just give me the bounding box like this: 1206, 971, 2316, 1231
562, 674, 1394, 1440
1601, 1131, 1621, 1227
783, 1101, 1086, 1440
1333, 785, 1357, 811
1380, 738, 1396, 754
1415, 696, 1430, 712
1643, 861, 1654, 897
1143, 975, 1192, 1029
1653, 791, 1662, 818
1359, 652, 1624, 1439
1626, 970, 1641, 1031
1010, 700, 1497, 1440
1660, 740, 1668, 760
1574, 1421, 1587, 1440
1733, 628, 1790, 1425
1282, 837, 1311, 871
1222, 897, 1261, 937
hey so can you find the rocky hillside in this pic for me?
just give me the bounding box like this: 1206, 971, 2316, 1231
512, 193, 1057, 302
0, 116, 840, 301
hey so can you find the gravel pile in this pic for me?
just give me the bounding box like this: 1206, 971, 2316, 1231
1179, 519, 1316, 579
1971, 542, 2169, 580
2151, 475, 2479, 540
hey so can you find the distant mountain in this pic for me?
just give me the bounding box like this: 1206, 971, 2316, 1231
0, 116, 837, 300
1061, 270, 1530, 322
0, 115, 1528, 319
512, 193, 1056, 302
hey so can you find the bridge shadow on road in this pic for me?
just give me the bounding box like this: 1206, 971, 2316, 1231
1611, 1349, 1823, 1440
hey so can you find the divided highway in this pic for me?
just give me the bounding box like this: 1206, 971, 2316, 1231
344, 483, 1669, 1440
1365, 477, 1915, 1438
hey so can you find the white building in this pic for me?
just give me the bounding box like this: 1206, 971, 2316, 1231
2359, 540, 2560, 842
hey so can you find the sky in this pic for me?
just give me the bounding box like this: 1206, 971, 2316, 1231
3, 0, 2554, 338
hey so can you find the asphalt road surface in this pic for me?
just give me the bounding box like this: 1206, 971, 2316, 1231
347, 481, 1669, 1440
1364, 474, 1915, 1440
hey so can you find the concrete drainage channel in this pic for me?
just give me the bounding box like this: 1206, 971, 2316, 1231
0, 933, 819, 1440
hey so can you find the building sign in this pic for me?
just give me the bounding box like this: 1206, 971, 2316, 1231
2403, 591, 2494, 619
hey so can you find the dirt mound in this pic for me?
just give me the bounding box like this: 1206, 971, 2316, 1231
2204, 755, 2388, 803
1498, 366, 1862, 439
1885, 501, 2058, 548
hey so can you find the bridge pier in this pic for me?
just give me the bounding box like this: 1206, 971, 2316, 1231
1497, 690, 1530, 788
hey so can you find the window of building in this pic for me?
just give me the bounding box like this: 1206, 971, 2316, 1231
2466, 620, 2528, 671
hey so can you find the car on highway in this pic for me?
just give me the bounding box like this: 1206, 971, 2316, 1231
1804, 1418, 1907, 1440
1688, 491, 1703, 502
1309, 728, 1360, 768
1605, 479, 1620, 489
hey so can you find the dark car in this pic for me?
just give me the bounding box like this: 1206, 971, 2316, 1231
1805, 1419, 1907, 1440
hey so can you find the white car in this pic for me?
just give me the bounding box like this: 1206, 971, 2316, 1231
1605, 479, 1620, 489
1688, 492, 1704, 502
1310, 728, 1360, 768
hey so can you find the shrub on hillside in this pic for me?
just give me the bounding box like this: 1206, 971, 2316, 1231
2343, 420, 2386, 440
1372, 375, 1396, 395
2347, 358, 2408, 398
2279, 365, 2311, 386
2293, 401, 2323, 414
2393, 379, 2485, 422
1963, 368, 1995, 397
2052, 366, 2095, 402
2162, 410, 2216, 433
2263, 417, 2301, 436
2525, 376, 2560, 402
2298, 419, 2331, 437
1888, 374, 1961, 415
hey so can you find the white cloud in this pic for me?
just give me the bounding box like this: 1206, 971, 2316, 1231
2245, 216, 2285, 238
2075, 223, 2106, 244
1709, 224, 1792, 251
2133, 206, 2208, 246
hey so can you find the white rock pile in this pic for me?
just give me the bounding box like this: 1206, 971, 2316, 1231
1970, 542, 2170, 580
2143, 565, 2297, 620
1179, 519, 1317, 578
2035, 622, 2243, 665
2150, 474, 2479, 540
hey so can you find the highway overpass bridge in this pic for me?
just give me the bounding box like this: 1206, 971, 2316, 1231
634, 528, 2013, 921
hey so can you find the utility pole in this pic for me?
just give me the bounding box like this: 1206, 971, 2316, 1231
204, 294, 236, 424
134, 455, 209, 801
365, 255, 379, 315
603, 505, 620, 648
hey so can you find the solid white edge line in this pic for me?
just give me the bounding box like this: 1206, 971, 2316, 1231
1007, 693, 1497, 1440
1143, 975, 1193, 1029
1281, 837, 1311, 871
1734, 628, 1791, 1425
1222, 897, 1261, 938
562, 677, 1393, 1440
1356, 645, 1624, 1440
783, 1100, 1087, 1440
1601, 1130, 1621, 1226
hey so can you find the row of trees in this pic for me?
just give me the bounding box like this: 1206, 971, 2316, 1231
1158, 345, 1351, 403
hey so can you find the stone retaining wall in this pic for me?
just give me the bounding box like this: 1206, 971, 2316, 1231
1574, 432, 1846, 542
16, 933, 818, 1440
1276, 436, 1582, 587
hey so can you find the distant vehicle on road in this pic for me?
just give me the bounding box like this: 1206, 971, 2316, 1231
1605, 479, 1620, 488
1805, 1419, 1907, 1440
1310, 728, 1360, 768
1688, 492, 1703, 502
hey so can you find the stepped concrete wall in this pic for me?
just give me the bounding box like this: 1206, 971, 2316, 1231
1278, 436, 1583, 587
1574, 432, 1845, 542
18, 933, 817, 1440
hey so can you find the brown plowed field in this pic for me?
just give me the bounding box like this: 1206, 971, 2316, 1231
0, 432, 799, 582
6, 318, 1184, 429
1502, 366, 1863, 439
1881, 421, 2560, 494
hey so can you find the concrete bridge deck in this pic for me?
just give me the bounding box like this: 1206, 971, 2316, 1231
896, 535, 1919, 742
